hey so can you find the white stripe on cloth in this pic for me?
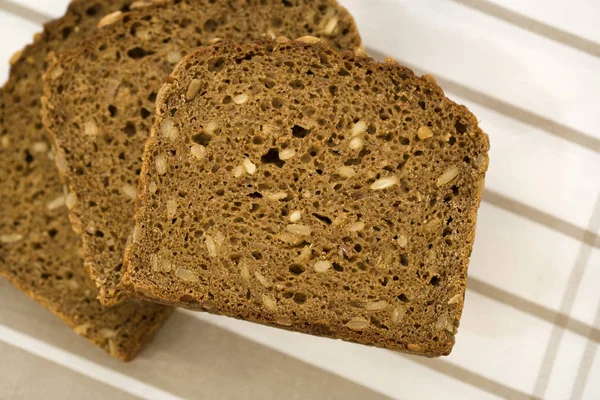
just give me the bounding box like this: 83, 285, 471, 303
0, 326, 184, 400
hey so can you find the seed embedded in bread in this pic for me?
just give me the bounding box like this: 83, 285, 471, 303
278, 149, 296, 160
97, 11, 123, 28
49, 66, 64, 80
352, 120, 367, 136
9, 49, 23, 65
254, 271, 270, 288
276, 316, 293, 326
370, 176, 399, 190
267, 192, 288, 201
397, 235, 408, 248
417, 126, 434, 140
1, 234, 24, 244
233, 165, 245, 178
65, 192, 78, 210
349, 136, 364, 150
121, 185, 137, 200
121, 38, 489, 357
297, 36, 321, 44
437, 166, 460, 186
176, 268, 199, 282
347, 319, 370, 330
130, 1, 153, 10
289, 210, 302, 222
32, 141, 49, 153
243, 158, 257, 175
365, 301, 387, 311
185, 79, 202, 101
390, 307, 406, 324
84, 121, 98, 136
155, 156, 167, 175
190, 144, 206, 160
166, 199, 178, 219
287, 224, 312, 236
47, 195, 66, 211
166, 51, 182, 64
314, 260, 331, 273
323, 17, 339, 35
241, 264, 251, 281
205, 235, 217, 258
448, 294, 462, 305
348, 221, 365, 232
161, 258, 172, 273
338, 166, 356, 178
262, 295, 278, 311
233, 94, 250, 105
160, 118, 179, 141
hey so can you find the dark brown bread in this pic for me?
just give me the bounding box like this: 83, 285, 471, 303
42, 0, 361, 305
122, 38, 490, 357
0, 0, 171, 361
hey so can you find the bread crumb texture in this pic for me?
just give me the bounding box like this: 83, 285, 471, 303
123, 39, 489, 357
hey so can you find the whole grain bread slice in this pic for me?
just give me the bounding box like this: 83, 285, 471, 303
122, 37, 490, 357
42, 0, 361, 305
0, 0, 171, 361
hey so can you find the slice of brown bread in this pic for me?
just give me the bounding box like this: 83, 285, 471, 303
122, 38, 490, 357
42, 0, 361, 305
0, 0, 171, 361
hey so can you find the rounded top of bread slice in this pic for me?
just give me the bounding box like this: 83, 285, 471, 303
123, 37, 489, 356
42, 0, 362, 305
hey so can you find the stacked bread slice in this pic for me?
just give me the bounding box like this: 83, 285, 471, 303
5, 0, 489, 360
0, 0, 171, 362
42, 0, 361, 306
119, 38, 489, 356
2, 0, 360, 360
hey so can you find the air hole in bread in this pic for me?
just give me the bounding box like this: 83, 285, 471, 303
293, 292, 307, 304
291, 125, 310, 138
455, 119, 468, 134
289, 264, 305, 275
192, 132, 212, 146
124, 122, 136, 137
260, 148, 285, 168
203, 19, 218, 32
207, 57, 225, 72
127, 47, 154, 59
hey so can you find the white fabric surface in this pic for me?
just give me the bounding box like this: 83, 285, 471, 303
1, 0, 599, 399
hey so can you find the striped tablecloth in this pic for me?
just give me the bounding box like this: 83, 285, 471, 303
1, 1, 599, 399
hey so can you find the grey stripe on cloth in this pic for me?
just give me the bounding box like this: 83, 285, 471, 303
402, 353, 542, 400
483, 190, 600, 250
453, 0, 600, 58
533, 193, 600, 398
468, 278, 600, 344
0, 281, 391, 400
0, 0, 52, 25
0, 341, 139, 400
570, 302, 600, 399
366, 47, 600, 155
